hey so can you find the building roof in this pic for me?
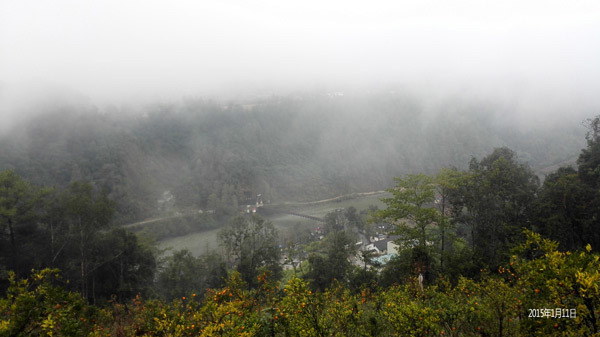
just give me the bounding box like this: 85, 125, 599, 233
373, 240, 388, 252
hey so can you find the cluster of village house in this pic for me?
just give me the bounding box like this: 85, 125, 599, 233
282, 222, 405, 271
282, 219, 438, 272
158, 189, 415, 270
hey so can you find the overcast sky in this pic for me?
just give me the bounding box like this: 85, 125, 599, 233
1, 0, 600, 106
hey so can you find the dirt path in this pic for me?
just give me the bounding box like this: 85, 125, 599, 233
274, 190, 387, 207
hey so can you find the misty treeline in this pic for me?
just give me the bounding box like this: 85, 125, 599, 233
301, 115, 600, 293
1, 115, 600, 335
0, 175, 156, 302
0, 91, 585, 225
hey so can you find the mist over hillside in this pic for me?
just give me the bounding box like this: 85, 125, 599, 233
1, 0, 598, 228
0, 87, 586, 224
3, 3, 600, 333
1, 0, 598, 223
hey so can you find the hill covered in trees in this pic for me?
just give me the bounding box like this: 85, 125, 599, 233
0, 90, 586, 225
1, 110, 600, 335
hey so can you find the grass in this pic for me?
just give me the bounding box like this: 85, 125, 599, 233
157, 214, 316, 257
158, 228, 223, 257
291, 193, 389, 218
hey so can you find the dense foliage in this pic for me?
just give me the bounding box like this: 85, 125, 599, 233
0, 173, 157, 303
1, 231, 599, 336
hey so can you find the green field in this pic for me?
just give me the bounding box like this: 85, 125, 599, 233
282, 192, 390, 218
158, 192, 390, 256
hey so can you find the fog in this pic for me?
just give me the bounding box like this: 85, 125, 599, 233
1, 0, 600, 225
2, 0, 600, 110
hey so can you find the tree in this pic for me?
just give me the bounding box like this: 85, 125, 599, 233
570, 115, 600, 250
530, 116, 600, 252
92, 228, 157, 302
305, 230, 356, 291
40, 188, 69, 270
323, 209, 347, 234
219, 215, 281, 287
344, 206, 364, 231
451, 148, 539, 269
376, 174, 438, 250
578, 116, 600, 188
349, 249, 380, 291
157, 249, 226, 299
62, 182, 114, 300
435, 168, 463, 270
0, 269, 93, 336
283, 241, 305, 276
533, 167, 592, 251
374, 174, 440, 282
513, 231, 600, 334
0, 170, 45, 282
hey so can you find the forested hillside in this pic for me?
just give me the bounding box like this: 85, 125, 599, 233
0, 91, 586, 224
1, 111, 600, 335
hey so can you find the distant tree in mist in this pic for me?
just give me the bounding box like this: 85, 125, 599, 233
219, 215, 282, 287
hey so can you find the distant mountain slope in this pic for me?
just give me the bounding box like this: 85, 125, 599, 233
0, 91, 586, 224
